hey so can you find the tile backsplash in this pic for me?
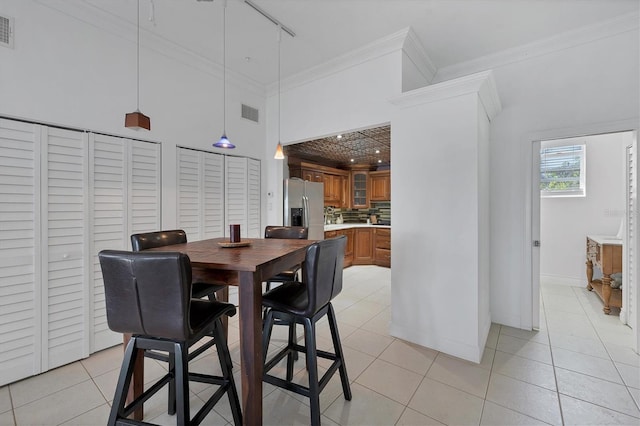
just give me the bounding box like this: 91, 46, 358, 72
325, 201, 391, 224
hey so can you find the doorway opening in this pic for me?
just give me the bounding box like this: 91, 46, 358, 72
531, 130, 637, 352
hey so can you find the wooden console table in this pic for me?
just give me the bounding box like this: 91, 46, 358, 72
586, 235, 622, 314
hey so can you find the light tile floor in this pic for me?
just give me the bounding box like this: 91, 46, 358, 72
1, 266, 639, 425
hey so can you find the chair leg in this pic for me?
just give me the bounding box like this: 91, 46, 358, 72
213, 321, 243, 426
262, 309, 275, 362
286, 320, 296, 381
303, 318, 321, 426
328, 303, 351, 400
173, 343, 190, 425
168, 352, 176, 415
108, 338, 139, 426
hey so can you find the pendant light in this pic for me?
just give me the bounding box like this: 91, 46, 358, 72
213, 0, 235, 149
125, 0, 151, 131
274, 25, 284, 159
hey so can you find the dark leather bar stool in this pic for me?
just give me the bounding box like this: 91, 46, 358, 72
263, 225, 308, 291
262, 236, 351, 426
99, 250, 242, 426
131, 230, 227, 300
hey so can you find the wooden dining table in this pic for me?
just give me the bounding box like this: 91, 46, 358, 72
125, 237, 315, 425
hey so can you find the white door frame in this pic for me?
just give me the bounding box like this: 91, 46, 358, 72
523, 119, 638, 341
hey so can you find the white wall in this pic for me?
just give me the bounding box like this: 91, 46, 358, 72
540, 133, 628, 286
0, 1, 268, 229
265, 48, 403, 226
479, 28, 639, 327
272, 20, 639, 334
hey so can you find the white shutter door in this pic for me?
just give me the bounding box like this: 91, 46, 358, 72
42, 127, 89, 370
203, 152, 225, 239
225, 157, 248, 237
625, 143, 636, 329
247, 158, 261, 238
128, 140, 161, 235
90, 134, 127, 351
0, 119, 40, 386
177, 148, 202, 239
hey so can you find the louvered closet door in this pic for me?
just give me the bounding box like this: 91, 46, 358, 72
626, 143, 636, 329
90, 134, 127, 351
247, 158, 261, 238
42, 127, 89, 370
177, 148, 203, 238
225, 157, 249, 238
90, 135, 161, 352
177, 148, 224, 240
128, 140, 161, 235
202, 152, 224, 238
0, 119, 40, 386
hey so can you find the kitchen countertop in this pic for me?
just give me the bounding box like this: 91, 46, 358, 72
324, 223, 391, 231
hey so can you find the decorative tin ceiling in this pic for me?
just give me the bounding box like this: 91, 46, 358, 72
283, 125, 390, 170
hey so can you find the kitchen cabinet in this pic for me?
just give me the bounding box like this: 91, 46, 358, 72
370, 170, 391, 201
288, 159, 349, 207
353, 228, 374, 264
323, 173, 342, 206
324, 228, 353, 266
302, 168, 323, 182
374, 228, 391, 267
352, 171, 369, 208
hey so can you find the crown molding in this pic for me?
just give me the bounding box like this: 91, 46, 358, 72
390, 70, 502, 121
435, 11, 640, 82
402, 27, 437, 84
34, 0, 266, 96
276, 27, 410, 94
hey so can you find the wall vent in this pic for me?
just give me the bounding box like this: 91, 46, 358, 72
241, 104, 259, 123
0, 15, 14, 49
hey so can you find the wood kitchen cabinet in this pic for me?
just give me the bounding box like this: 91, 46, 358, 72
323, 174, 343, 206
351, 170, 369, 208
370, 170, 390, 201
374, 227, 391, 267
289, 159, 350, 207
353, 227, 373, 264
302, 168, 323, 182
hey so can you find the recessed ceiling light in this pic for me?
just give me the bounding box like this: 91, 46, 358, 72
378, 159, 382, 163
350, 158, 354, 162
337, 134, 342, 139
375, 149, 380, 154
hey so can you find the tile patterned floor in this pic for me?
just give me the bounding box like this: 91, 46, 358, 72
1, 266, 638, 425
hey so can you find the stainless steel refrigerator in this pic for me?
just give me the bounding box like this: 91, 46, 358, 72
283, 178, 325, 240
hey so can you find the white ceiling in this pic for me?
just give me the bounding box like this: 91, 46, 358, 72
81, 0, 638, 86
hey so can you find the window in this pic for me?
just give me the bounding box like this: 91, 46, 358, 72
540, 144, 586, 197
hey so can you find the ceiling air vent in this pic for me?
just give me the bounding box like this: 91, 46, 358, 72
241, 104, 259, 123
0, 15, 14, 49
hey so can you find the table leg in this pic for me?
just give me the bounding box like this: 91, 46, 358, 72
586, 259, 593, 291
601, 274, 612, 315
238, 271, 263, 426
216, 286, 230, 338
123, 333, 144, 420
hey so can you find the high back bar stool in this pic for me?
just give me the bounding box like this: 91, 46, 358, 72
99, 250, 242, 426
131, 229, 227, 300
263, 225, 308, 291
261, 236, 351, 426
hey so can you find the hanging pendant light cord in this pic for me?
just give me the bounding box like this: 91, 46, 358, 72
277, 25, 281, 144
136, 0, 140, 111
222, 0, 227, 135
